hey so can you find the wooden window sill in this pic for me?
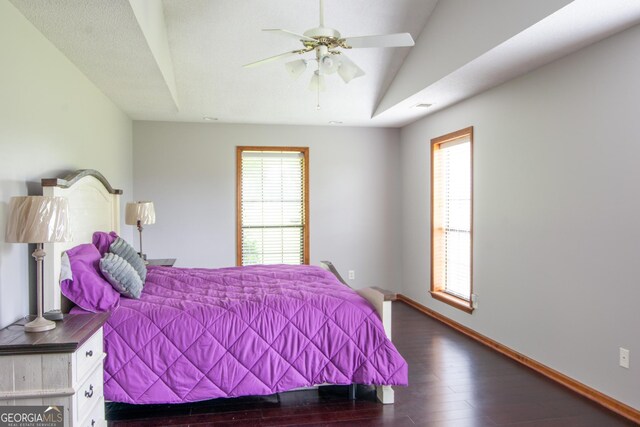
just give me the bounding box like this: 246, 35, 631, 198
430, 291, 474, 314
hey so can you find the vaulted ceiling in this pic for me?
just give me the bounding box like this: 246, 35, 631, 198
9, 0, 640, 127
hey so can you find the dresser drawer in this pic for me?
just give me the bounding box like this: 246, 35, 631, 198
79, 396, 105, 427
0, 314, 109, 427
75, 362, 104, 423
75, 328, 103, 383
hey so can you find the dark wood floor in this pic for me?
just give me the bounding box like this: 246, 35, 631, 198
107, 302, 636, 426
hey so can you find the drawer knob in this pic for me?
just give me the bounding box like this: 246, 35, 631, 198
86, 350, 93, 357
85, 384, 94, 398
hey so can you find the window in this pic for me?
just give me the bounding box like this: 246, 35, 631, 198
236, 146, 309, 266
431, 127, 473, 313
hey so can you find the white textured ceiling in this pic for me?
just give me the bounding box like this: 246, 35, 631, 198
375, 0, 640, 126
9, 0, 437, 126
9, 0, 178, 117
9, 0, 640, 127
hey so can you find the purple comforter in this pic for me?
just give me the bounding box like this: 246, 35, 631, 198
94, 264, 407, 404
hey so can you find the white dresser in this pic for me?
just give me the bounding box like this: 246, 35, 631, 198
0, 313, 109, 427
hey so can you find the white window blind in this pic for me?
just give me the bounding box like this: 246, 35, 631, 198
433, 137, 471, 301
240, 150, 306, 266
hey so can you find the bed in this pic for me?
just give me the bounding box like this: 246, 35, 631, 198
42, 169, 407, 405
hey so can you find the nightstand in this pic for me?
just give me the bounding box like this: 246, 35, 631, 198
146, 258, 176, 267
0, 313, 109, 427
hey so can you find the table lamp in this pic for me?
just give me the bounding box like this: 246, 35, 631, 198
5, 196, 71, 332
125, 201, 155, 259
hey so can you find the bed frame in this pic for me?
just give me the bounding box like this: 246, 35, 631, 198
320, 261, 395, 404
42, 170, 121, 314
41, 169, 395, 404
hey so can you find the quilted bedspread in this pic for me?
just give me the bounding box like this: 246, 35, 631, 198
93, 264, 407, 404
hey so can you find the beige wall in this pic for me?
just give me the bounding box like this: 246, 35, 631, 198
132, 121, 402, 292
400, 23, 640, 410
0, 1, 133, 328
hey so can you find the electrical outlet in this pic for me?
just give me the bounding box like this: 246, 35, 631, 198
348, 270, 355, 280
620, 348, 630, 369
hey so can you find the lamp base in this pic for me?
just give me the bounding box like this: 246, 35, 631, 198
138, 252, 149, 264
44, 309, 64, 321
24, 316, 56, 333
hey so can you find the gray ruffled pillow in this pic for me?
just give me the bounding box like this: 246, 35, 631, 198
109, 237, 147, 281
100, 253, 143, 299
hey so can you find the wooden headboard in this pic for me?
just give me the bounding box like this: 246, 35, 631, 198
42, 170, 122, 313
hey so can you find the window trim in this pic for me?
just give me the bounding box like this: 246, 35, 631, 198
236, 146, 310, 266
430, 127, 474, 314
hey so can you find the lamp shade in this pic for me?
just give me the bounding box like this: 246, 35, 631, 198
319, 54, 339, 75
308, 71, 326, 92
337, 55, 365, 84
125, 201, 156, 225
5, 196, 71, 243
284, 59, 307, 80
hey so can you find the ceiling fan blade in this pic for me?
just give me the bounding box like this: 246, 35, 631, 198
263, 29, 317, 43
344, 33, 415, 49
337, 54, 365, 83
243, 51, 299, 68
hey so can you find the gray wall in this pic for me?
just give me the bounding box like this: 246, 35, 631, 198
400, 23, 640, 410
132, 122, 402, 291
0, 2, 133, 328
4, 0, 636, 410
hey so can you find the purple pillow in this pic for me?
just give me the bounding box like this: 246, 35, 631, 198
92, 231, 119, 255
60, 243, 120, 312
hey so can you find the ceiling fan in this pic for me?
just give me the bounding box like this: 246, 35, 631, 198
244, 0, 415, 104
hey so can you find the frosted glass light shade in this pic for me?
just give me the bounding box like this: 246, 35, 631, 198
5, 196, 71, 243
319, 55, 339, 74
285, 59, 307, 79
337, 55, 365, 84
308, 72, 326, 92
125, 201, 156, 225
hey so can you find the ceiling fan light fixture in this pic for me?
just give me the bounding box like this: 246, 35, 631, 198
308, 71, 326, 92
246, 0, 415, 103
285, 59, 308, 79
338, 61, 359, 83
319, 55, 339, 74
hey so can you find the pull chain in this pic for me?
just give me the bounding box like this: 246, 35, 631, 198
316, 60, 321, 110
